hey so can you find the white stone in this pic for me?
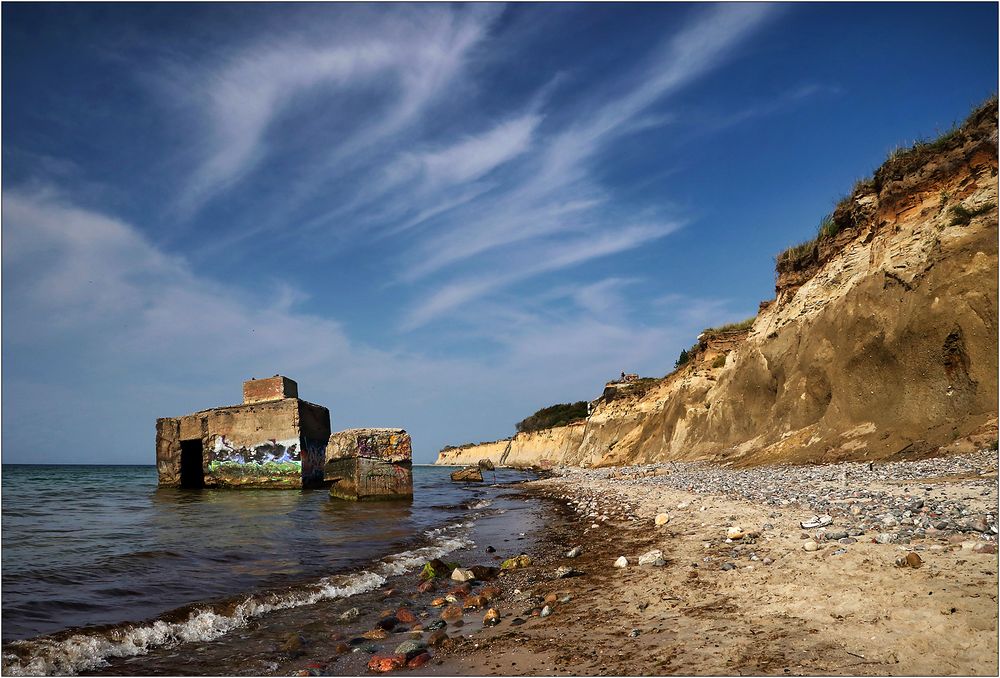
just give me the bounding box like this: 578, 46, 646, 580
803, 540, 819, 552
614, 556, 629, 568
637, 549, 665, 567
727, 526, 745, 540
655, 513, 670, 526
451, 568, 476, 582
676, 502, 690, 510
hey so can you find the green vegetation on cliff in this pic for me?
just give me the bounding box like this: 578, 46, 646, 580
516, 401, 588, 433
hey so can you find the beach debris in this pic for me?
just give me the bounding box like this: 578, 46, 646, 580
450, 567, 476, 582
501, 554, 532, 570
801, 515, 833, 529
655, 513, 671, 526
895, 552, 923, 568
803, 540, 819, 552
614, 556, 629, 568
339, 607, 360, 621
638, 549, 666, 566
367, 654, 406, 672
483, 608, 501, 626
450, 466, 484, 482
566, 546, 583, 558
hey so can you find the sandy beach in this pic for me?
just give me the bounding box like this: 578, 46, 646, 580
417, 451, 998, 676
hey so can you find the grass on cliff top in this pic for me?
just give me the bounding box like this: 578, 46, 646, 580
515, 401, 589, 434
776, 95, 998, 271
702, 317, 755, 334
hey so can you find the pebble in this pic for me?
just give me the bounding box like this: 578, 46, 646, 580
394, 640, 427, 658
338, 607, 359, 621
425, 619, 447, 631
629, 628, 641, 637
727, 526, 745, 539
540, 605, 552, 617
566, 546, 583, 558
614, 556, 629, 568
803, 540, 819, 552
367, 654, 406, 672
655, 513, 671, 526
721, 562, 736, 571
440, 605, 463, 622
555, 565, 580, 578
483, 608, 500, 626
407, 652, 433, 669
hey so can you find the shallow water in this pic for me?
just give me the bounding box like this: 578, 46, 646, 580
1, 464, 536, 675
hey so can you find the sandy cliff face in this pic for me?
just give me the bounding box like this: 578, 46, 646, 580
438, 101, 998, 468
435, 423, 587, 468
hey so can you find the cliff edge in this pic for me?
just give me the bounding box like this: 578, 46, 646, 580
437, 99, 999, 468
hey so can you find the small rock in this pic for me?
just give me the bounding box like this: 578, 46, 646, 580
450, 568, 476, 582
407, 652, 432, 668
367, 654, 406, 673
540, 605, 552, 617
762, 557, 773, 565
440, 605, 463, 622
555, 565, 580, 578
362, 628, 388, 641
629, 628, 641, 638
500, 554, 532, 570
280, 633, 306, 656
720, 562, 736, 571
803, 540, 819, 552
425, 620, 446, 631
637, 549, 666, 567
338, 607, 360, 621
483, 608, 500, 626
906, 552, 923, 568
510, 617, 526, 626
614, 556, 629, 568
427, 630, 448, 647
727, 526, 745, 540
973, 542, 998, 554
566, 546, 583, 558
396, 608, 416, 624
655, 513, 671, 526
393, 639, 427, 658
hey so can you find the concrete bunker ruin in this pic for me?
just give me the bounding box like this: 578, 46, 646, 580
325, 428, 413, 501
156, 376, 331, 489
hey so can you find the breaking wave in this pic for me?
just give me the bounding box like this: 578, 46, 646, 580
1, 524, 473, 676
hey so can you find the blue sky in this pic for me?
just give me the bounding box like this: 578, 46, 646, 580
3, 3, 997, 464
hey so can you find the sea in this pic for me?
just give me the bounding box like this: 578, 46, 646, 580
1, 464, 543, 676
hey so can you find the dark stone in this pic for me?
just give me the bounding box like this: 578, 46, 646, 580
376, 616, 398, 631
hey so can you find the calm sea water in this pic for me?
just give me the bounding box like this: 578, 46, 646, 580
1, 463, 534, 674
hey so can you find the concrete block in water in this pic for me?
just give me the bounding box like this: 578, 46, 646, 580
325, 429, 413, 501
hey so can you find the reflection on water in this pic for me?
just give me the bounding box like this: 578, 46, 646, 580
1, 464, 528, 642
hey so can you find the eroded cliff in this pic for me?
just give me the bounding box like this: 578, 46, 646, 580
437, 100, 999, 468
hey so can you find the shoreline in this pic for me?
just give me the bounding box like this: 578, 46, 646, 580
421, 451, 998, 676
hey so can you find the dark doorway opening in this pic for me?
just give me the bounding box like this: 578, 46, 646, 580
180, 439, 205, 488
